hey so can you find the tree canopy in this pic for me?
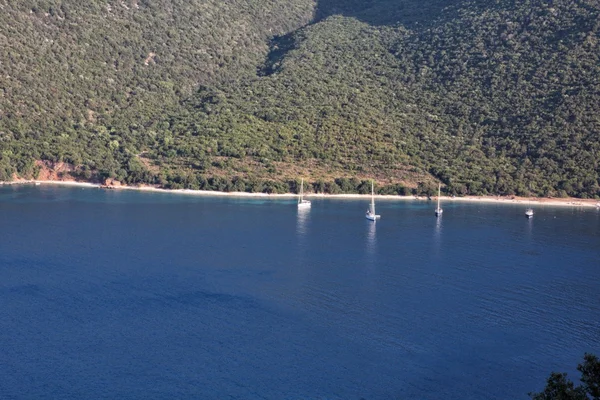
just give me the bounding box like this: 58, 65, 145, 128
530, 353, 600, 400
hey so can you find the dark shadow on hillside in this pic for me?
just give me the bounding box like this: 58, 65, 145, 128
314, 0, 465, 27
258, 32, 297, 77
258, 0, 469, 77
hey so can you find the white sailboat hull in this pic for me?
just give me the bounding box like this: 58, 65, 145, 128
366, 213, 380, 221
435, 208, 443, 216
298, 200, 311, 209
525, 209, 534, 218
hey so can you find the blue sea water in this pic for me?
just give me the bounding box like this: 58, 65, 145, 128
0, 185, 599, 399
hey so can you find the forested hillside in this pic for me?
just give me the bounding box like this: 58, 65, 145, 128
0, 0, 314, 184
1, 0, 599, 197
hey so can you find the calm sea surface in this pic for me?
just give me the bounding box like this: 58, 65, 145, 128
1, 186, 599, 399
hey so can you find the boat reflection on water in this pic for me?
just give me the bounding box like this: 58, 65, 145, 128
296, 206, 310, 237
366, 219, 377, 256
433, 213, 442, 255
526, 211, 533, 239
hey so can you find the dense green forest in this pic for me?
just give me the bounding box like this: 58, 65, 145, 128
1, 0, 599, 197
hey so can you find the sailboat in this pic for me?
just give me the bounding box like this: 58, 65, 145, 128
525, 196, 534, 218
365, 180, 381, 221
297, 178, 311, 209
435, 183, 443, 216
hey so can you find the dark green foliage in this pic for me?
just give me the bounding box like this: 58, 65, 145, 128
530, 373, 587, 400
530, 354, 600, 400
0, 0, 599, 197
580, 354, 600, 400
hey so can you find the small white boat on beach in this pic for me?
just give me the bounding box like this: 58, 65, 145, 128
297, 178, 311, 209
366, 180, 381, 221
435, 183, 443, 217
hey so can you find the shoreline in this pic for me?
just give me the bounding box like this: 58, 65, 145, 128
1, 179, 599, 208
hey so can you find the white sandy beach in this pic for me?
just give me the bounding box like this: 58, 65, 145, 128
2, 179, 599, 208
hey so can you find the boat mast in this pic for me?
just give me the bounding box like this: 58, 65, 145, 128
437, 183, 441, 210
299, 178, 303, 204
371, 180, 375, 213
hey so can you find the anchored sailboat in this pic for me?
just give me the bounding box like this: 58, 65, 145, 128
297, 178, 311, 209
365, 180, 381, 221
435, 183, 443, 216
525, 197, 534, 218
